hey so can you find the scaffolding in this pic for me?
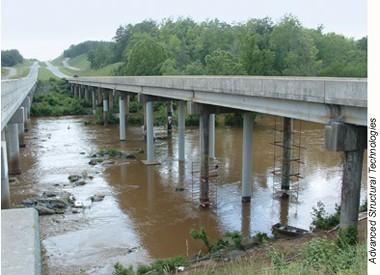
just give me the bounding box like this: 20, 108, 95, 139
270, 117, 304, 202
191, 158, 223, 208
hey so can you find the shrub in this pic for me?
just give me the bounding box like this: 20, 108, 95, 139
311, 201, 340, 230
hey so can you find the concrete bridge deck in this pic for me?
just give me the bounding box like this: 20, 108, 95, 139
67, 75, 367, 126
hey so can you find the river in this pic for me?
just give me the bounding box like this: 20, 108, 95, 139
9, 115, 367, 274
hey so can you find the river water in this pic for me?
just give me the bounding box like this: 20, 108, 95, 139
10, 115, 367, 274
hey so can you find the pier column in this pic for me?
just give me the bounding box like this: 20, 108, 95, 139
325, 121, 366, 235
1, 139, 11, 208
242, 112, 253, 203
5, 124, 21, 175
200, 110, 210, 206
78, 86, 82, 99
142, 100, 158, 165
209, 114, 215, 158
91, 88, 96, 115
167, 102, 173, 136
109, 90, 114, 113
84, 86, 89, 104
178, 101, 185, 161
18, 107, 26, 147
281, 117, 292, 190
119, 94, 126, 141
102, 90, 109, 126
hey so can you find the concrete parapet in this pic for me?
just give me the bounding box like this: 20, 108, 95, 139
1, 208, 42, 275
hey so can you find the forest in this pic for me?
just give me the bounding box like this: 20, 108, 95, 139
64, 15, 367, 77
1, 49, 24, 67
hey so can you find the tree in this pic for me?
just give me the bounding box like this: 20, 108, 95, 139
125, 37, 167, 75
269, 16, 321, 76
1, 49, 24, 66
205, 50, 246, 75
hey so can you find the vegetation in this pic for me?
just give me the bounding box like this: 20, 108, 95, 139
38, 66, 58, 81
31, 78, 87, 116
113, 256, 189, 275
57, 16, 366, 78
1, 49, 24, 66
311, 201, 340, 230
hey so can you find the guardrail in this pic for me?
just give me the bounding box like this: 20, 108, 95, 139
1, 63, 38, 131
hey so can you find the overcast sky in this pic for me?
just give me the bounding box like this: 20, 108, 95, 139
1, 0, 367, 61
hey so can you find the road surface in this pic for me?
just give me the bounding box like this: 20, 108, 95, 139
63, 58, 81, 71
2, 67, 17, 79
45, 61, 69, 78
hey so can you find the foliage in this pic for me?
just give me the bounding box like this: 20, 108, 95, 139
61, 15, 366, 77
311, 201, 340, 230
113, 256, 188, 275
224, 231, 243, 250
63, 41, 108, 58
124, 36, 167, 75
31, 79, 86, 116
224, 113, 244, 127
94, 108, 118, 125
185, 115, 200, 126
98, 147, 120, 157
254, 232, 270, 244
1, 49, 24, 66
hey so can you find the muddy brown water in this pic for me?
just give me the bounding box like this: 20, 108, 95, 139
10, 115, 367, 274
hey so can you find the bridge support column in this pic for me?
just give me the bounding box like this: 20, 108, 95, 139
91, 89, 96, 115
84, 86, 89, 104
200, 109, 210, 206
5, 124, 21, 175
102, 90, 109, 126
178, 101, 185, 161
109, 90, 114, 113
78, 86, 82, 99
1, 140, 11, 209
209, 114, 215, 158
325, 121, 366, 236
18, 107, 26, 147
242, 112, 253, 203
281, 117, 292, 190
142, 100, 159, 165
167, 102, 173, 136
119, 94, 126, 141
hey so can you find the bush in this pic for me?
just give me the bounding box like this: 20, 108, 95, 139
311, 201, 340, 230
224, 113, 244, 126
185, 114, 199, 126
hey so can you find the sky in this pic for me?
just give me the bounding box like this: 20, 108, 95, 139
1, 0, 367, 61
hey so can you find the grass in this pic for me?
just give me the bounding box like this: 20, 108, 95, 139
13, 60, 34, 78
51, 54, 122, 76
1, 67, 10, 77
189, 239, 366, 275
38, 66, 59, 81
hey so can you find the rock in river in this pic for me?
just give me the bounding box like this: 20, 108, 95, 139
90, 193, 105, 202
68, 175, 81, 182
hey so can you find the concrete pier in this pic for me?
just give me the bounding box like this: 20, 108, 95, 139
325, 121, 366, 233
84, 86, 89, 104
142, 100, 159, 165
109, 90, 114, 113
1, 208, 42, 275
209, 114, 215, 158
1, 141, 11, 209
18, 107, 26, 147
119, 94, 126, 141
200, 110, 210, 206
167, 102, 173, 135
281, 117, 292, 190
91, 88, 96, 115
178, 101, 185, 161
242, 112, 253, 202
102, 90, 109, 126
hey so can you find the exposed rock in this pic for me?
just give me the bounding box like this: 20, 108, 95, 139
68, 175, 81, 182
73, 201, 84, 208
124, 153, 136, 160
90, 193, 105, 202
35, 204, 56, 215
103, 160, 115, 165
74, 180, 87, 186
89, 159, 103, 165
80, 152, 86, 155
72, 209, 80, 214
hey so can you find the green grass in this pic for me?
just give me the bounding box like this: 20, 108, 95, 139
1, 67, 10, 77
38, 67, 59, 81
51, 53, 122, 76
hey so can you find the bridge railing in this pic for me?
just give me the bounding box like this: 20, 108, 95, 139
1, 63, 38, 131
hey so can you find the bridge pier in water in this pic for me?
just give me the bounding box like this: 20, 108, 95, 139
325, 121, 366, 234
281, 117, 293, 190
18, 107, 26, 147
199, 108, 210, 206
102, 89, 109, 126
242, 112, 253, 203
178, 101, 186, 161
1, 139, 11, 209
209, 114, 215, 159
119, 94, 127, 141
91, 87, 96, 115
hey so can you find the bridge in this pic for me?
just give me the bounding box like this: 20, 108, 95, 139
66, 75, 367, 234
1, 72, 367, 239
1, 62, 38, 208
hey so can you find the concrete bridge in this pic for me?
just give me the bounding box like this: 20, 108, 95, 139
1, 62, 38, 208
67, 75, 367, 234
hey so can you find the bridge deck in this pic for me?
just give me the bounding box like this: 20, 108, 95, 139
68, 76, 367, 126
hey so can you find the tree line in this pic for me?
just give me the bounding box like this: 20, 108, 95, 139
1, 49, 24, 67
67, 16, 367, 77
